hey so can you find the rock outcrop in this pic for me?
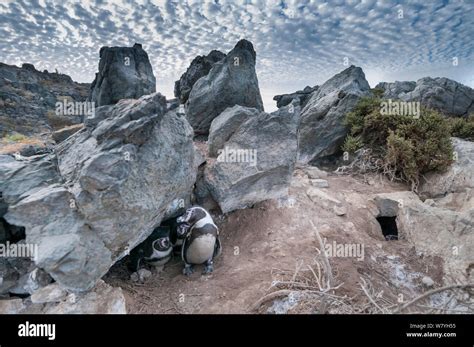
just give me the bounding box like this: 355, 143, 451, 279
185, 40, 264, 135
88, 43, 156, 107
419, 137, 474, 198
1, 93, 199, 291
298, 65, 371, 164
0, 62, 89, 135
203, 102, 299, 213
273, 85, 318, 108
376, 77, 474, 117
174, 50, 226, 104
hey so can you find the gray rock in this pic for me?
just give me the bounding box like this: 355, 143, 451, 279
204, 102, 299, 213
1, 280, 126, 314
130, 268, 152, 283
0, 259, 20, 295
208, 105, 261, 157
0, 298, 24, 314
310, 179, 329, 188
396, 197, 474, 282
298, 65, 371, 164
372, 191, 420, 217
301, 166, 328, 179
174, 50, 225, 104
421, 276, 435, 287
42, 280, 126, 314
88, 43, 156, 107
333, 205, 347, 216
185, 40, 264, 135
30, 283, 68, 304
376, 77, 474, 117
19, 145, 52, 157
273, 85, 318, 108
8, 267, 52, 295
375, 81, 416, 99
419, 138, 474, 198
1, 93, 199, 291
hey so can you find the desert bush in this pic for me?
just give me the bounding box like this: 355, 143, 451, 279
341, 135, 363, 154
342, 97, 454, 190
3, 132, 27, 142
446, 114, 474, 141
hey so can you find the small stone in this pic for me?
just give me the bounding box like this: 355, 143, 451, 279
30, 283, 68, 304
334, 205, 347, 216
424, 199, 436, 207
138, 268, 152, 279
66, 293, 77, 304
310, 179, 329, 188
130, 272, 139, 282
422, 276, 434, 287
304, 166, 328, 179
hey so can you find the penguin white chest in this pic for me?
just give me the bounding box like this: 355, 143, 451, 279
186, 234, 216, 265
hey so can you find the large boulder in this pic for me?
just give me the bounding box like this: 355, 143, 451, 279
298, 65, 371, 164
1, 93, 199, 291
376, 77, 474, 117
419, 137, 474, 198
208, 105, 261, 157
185, 40, 264, 135
174, 50, 226, 104
204, 102, 299, 213
88, 43, 156, 107
273, 85, 318, 109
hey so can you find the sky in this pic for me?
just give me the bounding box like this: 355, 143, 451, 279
0, 0, 473, 111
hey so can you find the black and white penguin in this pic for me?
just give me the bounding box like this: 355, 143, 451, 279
128, 226, 173, 273
160, 217, 191, 255
176, 206, 221, 276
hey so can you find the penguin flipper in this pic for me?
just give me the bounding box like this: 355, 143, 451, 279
181, 236, 189, 264
213, 236, 222, 258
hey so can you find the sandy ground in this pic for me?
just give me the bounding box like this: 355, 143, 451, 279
104, 169, 446, 314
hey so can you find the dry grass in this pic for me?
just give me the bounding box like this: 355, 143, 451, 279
0, 134, 45, 154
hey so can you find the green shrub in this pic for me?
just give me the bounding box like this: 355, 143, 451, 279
3, 132, 27, 142
446, 115, 474, 141
384, 110, 453, 186
342, 135, 363, 154
342, 97, 454, 189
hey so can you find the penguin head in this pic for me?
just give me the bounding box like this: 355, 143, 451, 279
176, 222, 191, 239
177, 206, 207, 225
153, 236, 171, 251
151, 226, 172, 250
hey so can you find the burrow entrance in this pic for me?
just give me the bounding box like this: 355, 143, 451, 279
376, 216, 398, 241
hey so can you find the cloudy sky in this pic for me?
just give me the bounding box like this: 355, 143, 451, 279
1, 0, 473, 111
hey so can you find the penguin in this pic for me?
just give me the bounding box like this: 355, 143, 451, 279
176, 206, 221, 276
160, 216, 191, 254
128, 226, 173, 273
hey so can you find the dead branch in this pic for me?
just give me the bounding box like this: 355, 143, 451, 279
394, 283, 474, 313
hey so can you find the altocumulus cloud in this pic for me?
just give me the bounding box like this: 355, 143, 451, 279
0, 0, 473, 111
